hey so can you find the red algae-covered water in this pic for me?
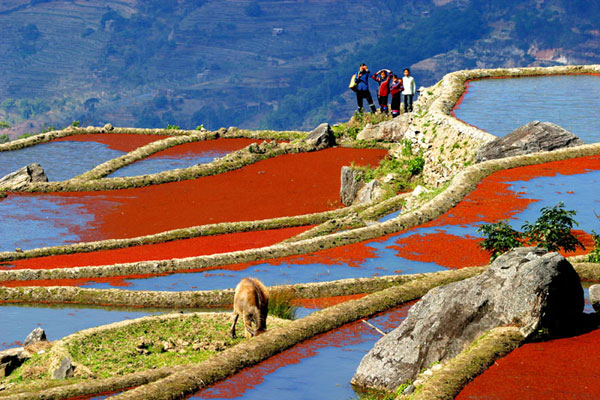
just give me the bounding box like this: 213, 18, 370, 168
52, 133, 167, 152
0, 147, 387, 251
189, 302, 415, 400
1, 226, 314, 270
457, 328, 600, 399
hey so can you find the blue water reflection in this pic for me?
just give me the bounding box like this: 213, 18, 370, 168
0, 141, 123, 181
109, 151, 229, 178
0, 304, 165, 350
453, 75, 600, 142
190, 304, 412, 400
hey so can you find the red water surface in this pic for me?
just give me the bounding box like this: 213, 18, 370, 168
144, 138, 262, 158
14, 147, 387, 242
53, 134, 168, 152
2, 226, 314, 270
193, 302, 415, 399
457, 328, 600, 399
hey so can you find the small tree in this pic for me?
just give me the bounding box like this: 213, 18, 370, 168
477, 220, 522, 261
521, 202, 584, 252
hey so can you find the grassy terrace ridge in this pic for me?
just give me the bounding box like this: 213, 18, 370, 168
1, 312, 291, 397
0, 268, 483, 400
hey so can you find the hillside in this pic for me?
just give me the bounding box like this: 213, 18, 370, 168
1, 0, 600, 136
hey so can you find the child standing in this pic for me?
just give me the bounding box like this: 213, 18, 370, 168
371, 69, 392, 113
401, 68, 417, 113
389, 74, 404, 118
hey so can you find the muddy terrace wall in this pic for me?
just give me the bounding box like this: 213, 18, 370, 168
414, 64, 600, 186
2, 141, 600, 285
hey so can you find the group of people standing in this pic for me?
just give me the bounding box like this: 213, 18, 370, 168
351, 64, 416, 118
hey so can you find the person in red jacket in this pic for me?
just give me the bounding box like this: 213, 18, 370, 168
389, 74, 404, 118
371, 69, 392, 114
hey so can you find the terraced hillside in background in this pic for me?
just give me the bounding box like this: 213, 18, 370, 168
1, 66, 600, 399
2, 0, 600, 137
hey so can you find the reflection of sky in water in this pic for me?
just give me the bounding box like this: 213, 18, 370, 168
0, 194, 121, 252
0, 304, 165, 350
190, 305, 411, 400
453, 75, 600, 142
109, 151, 229, 177
82, 169, 600, 292
0, 141, 123, 181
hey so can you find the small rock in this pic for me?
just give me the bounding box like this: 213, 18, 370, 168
52, 357, 74, 380
403, 384, 415, 394
589, 284, 600, 312
306, 123, 336, 150
103, 123, 114, 132
431, 363, 442, 371
423, 369, 433, 377
24, 327, 47, 347
0, 163, 48, 191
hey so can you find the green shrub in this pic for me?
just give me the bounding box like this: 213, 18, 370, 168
478, 203, 585, 261
521, 202, 584, 252
17, 133, 34, 139
71, 120, 80, 127
407, 156, 425, 175
268, 288, 297, 320
588, 230, 600, 263
166, 124, 180, 130
195, 124, 204, 131
0, 120, 10, 129
477, 221, 522, 261
0, 134, 9, 143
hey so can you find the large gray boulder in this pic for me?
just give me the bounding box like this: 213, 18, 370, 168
0, 163, 48, 190
476, 121, 584, 163
306, 123, 335, 150
352, 247, 583, 391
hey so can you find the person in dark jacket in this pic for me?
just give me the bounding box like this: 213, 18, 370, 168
372, 69, 392, 114
354, 64, 376, 113
389, 74, 404, 118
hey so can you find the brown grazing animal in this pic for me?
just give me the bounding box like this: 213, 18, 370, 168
230, 278, 269, 339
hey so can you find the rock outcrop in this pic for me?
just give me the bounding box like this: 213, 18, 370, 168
305, 123, 335, 150
340, 166, 362, 206
24, 327, 47, 347
0, 163, 48, 190
357, 115, 410, 142
476, 121, 584, 163
52, 356, 75, 379
352, 247, 583, 391
0, 347, 28, 378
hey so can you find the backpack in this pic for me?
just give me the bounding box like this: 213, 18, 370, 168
349, 74, 358, 92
